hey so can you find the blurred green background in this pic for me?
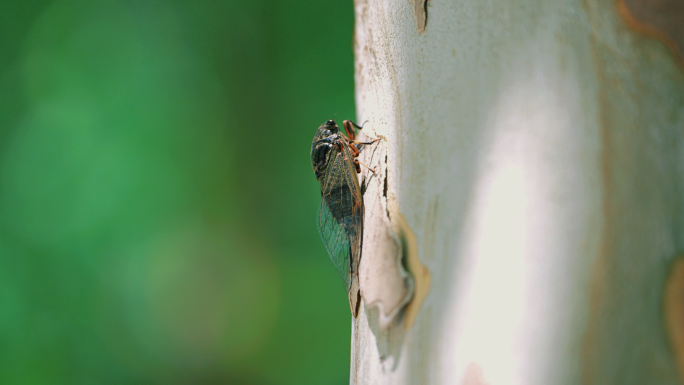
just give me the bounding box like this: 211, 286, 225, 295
0, 0, 357, 384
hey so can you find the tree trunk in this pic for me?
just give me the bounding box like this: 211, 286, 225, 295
350, 0, 684, 383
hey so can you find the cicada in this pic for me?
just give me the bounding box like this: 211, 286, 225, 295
311, 119, 378, 317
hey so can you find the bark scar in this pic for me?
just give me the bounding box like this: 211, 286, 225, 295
412, 0, 430, 33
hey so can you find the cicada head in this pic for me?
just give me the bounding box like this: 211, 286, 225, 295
313, 119, 339, 140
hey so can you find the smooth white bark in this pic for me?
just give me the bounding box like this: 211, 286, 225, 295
351, 0, 684, 384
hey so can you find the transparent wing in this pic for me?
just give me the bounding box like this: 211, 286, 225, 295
317, 199, 352, 289
316, 142, 363, 291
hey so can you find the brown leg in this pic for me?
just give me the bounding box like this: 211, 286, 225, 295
337, 141, 348, 161
350, 138, 381, 146
347, 120, 367, 130
348, 142, 360, 157
342, 120, 357, 140
355, 159, 376, 173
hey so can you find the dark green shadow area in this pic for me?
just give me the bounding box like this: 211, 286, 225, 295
0, 0, 356, 384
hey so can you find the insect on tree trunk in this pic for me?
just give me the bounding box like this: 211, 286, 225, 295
350, 0, 684, 384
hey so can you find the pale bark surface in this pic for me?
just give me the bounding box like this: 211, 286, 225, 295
351, 0, 684, 384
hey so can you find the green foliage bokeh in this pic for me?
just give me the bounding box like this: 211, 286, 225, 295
0, 0, 356, 384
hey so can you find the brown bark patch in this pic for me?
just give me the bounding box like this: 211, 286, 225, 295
617, 0, 684, 66
411, 0, 429, 33
393, 211, 431, 331
664, 256, 684, 382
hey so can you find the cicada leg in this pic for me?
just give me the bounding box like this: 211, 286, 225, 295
342, 120, 360, 140
342, 120, 381, 174
348, 142, 360, 157
342, 119, 372, 140
355, 159, 376, 174
350, 139, 381, 148
344, 139, 375, 174
336, 141, 348, 161
344, 119, 368, 132
344, 119, 381, 147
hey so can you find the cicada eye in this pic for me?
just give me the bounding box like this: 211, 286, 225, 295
326, 119, 336, 126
